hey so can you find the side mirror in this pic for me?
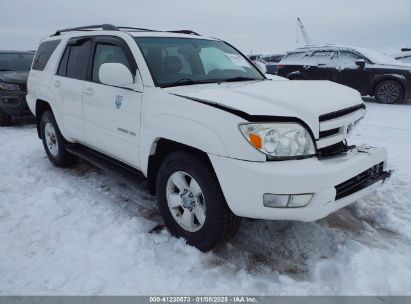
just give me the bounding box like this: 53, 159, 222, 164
355, 59, 366, 68
99, 63, 134, 88
255, 61, 267, 74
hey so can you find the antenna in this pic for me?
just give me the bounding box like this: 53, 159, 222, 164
297, 17, 312, 45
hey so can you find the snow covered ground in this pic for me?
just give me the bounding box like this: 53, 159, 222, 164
0, 101, 411, 295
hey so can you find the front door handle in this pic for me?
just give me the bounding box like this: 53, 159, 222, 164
84, 87, 94, 96
54, 80, 61, 88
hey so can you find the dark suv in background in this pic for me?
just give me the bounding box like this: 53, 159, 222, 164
277, 45, 411, 104
0, 51, 34, 126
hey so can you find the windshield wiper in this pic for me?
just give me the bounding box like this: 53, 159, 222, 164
220, 76, 261, 82
162, 78, 214, 88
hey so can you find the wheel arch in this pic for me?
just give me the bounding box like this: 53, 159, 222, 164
371, 74, 407, 100
35, 99, 53, 138
146, 138, 219, 196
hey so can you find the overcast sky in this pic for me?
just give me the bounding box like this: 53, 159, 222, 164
1, 0, 410, 55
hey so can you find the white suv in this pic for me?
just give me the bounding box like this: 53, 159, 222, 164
27, 24, 391, 251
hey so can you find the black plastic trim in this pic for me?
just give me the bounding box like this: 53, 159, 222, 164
319, 104, 365, 122
335, 163, 391, 200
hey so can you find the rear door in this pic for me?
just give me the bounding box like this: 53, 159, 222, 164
82, 36, 142, 168
305, 50, 338, 81
50, 37, 92, 141
277, 51, 307, 79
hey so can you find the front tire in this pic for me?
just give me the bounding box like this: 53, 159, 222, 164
374, 80, 403, 104
0, 107, 11, 127
156, 151, 241, 252
40, 111, 77, 167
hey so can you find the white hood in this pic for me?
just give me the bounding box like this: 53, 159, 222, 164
165, 80, 363, 137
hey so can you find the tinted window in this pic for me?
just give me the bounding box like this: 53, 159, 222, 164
57, 47, 70, 76
92, 44, 131, 83
280, 52, 306, 64
66, 40, 91, 80
32, 40, 60, 71
309, 51, 336, 65
0, 53, 34, 72
262, 55, 283, 63
338, 51, 363, 66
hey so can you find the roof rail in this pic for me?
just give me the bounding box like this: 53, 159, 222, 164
166, 30, 200, 36
52, 24, 119, 36
117, 26, 157, 32
51, 24, 201, 37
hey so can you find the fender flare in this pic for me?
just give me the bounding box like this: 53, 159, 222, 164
140, 114, 229, 176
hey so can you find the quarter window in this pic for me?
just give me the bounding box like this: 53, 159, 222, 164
32, 40, 61, 71
92, 44, 131, 83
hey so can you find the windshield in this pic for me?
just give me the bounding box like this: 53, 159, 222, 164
134, 37, 264, 87
0, 53, 34, 72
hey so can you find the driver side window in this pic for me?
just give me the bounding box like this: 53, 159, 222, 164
92, 43, 131, 83
338, 51, 363, 67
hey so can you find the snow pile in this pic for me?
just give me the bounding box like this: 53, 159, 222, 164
0, 102, 411, 295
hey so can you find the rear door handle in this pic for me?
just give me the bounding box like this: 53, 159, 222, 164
54, 80, 61, 88
303, 65, 310, 70
84, 87, 94, 96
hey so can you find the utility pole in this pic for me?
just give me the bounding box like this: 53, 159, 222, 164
297, 17, 312, 45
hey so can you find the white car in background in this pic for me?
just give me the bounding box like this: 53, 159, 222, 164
27, 25, 390, 251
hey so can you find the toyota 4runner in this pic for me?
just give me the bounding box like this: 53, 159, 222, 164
27, 24, 391, 251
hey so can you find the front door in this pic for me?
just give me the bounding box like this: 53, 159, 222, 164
334, 50, 368, 93
82, 37, 143, 169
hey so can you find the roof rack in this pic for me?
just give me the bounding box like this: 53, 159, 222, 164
53, 24, 119, 36
52, 24, 200, 37
166, 30, 200, 36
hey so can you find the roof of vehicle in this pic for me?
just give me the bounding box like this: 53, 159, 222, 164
286, 44, 401, 65
48, 24, 216, 41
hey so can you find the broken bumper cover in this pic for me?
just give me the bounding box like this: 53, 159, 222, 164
209, 146, 390, 221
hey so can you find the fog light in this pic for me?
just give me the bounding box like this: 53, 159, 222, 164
288, 194, 313, 207
263, 194, 290, 208
263, 193, 313, 208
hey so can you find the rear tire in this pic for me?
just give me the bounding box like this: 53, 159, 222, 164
40, 111, 77, 167
374, 80, 403, 104
156, 151, 241, 252
0, 107, 11, 127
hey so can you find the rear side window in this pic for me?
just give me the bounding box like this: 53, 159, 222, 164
66, 41, 92, 80
280, 52, 306, 64
32, 40, 60, 71
57, 39, 92, 80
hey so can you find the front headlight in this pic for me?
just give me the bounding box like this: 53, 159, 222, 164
0, 82, 20, 91
239, 123, 315, 159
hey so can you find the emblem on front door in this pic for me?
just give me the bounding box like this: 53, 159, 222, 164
115, 95, 123, 110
